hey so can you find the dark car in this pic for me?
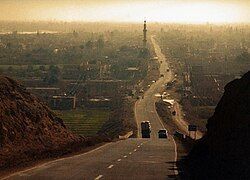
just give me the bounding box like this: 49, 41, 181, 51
158, 129, 168, 138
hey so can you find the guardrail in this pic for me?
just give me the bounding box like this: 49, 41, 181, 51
119, 131, 133, 140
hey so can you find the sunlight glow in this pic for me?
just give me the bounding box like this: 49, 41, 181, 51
38, 1, 243, 23
7, 0, 249, 23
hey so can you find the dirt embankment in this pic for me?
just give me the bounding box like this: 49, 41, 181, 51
180, 71, 250, 179
98, 98, 137, 138
156, 101, 195, 153
0, 76, 110, 174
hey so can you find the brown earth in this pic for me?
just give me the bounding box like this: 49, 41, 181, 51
0, 76, 110, 173
98, 98, 137, 138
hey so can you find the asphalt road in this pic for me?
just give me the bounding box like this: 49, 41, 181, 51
3, 36, 178, 180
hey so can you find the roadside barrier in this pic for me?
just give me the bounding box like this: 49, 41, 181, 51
119, 131, 133, 140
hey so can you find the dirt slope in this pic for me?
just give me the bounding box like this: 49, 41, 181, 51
0, 76, 84, 170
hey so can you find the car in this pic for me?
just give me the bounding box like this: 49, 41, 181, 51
158, 129, 168, 138
174, 131, 185, 139
160, 74, 164, 77
141, 121, 151, 138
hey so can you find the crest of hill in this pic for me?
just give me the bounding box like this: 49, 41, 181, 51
186, 71, 250, 179
0, 76, 84, 170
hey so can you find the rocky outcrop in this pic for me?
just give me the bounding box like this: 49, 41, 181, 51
185, 71, 250, 179
0, 76, 84, 170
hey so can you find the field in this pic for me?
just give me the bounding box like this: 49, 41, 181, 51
0, 64, 69, 70
56, 109, 111, 137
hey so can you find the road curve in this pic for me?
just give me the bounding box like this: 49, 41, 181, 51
3, 36, 177, 180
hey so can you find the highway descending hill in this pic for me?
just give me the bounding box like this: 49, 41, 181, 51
4, 36, 178, 180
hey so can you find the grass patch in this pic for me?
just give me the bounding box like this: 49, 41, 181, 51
56, 108, 111, 137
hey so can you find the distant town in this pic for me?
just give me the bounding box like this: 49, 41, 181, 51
0, 22, 249, 137
0, 14, 249, 179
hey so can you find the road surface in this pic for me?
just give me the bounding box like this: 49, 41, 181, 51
172, 102, 203, 139
3, 36, 177, 180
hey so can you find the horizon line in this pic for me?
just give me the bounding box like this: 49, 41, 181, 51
1, 20, 250, 26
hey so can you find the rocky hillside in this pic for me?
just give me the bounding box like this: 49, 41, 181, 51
0, 76, 85, 170
184, 71, 250, 179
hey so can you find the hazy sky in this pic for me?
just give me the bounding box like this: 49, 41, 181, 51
0, 0, 250, 23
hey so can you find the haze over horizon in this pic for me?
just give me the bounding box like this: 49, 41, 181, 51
0, 0, 250, 24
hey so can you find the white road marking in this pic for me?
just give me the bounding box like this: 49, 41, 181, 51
171, 136, 179, 176
123, 155, 127, 158
117, 159, 122, 162
94, 175, 103, 180
107, 164, 114, 169
2, 143, 112, 180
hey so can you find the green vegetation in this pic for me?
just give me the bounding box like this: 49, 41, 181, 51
56, 109, 111, 137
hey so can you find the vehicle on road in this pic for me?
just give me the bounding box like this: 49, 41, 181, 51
172, 111, 176, 116
174, 131, 185, 139
160, 74, 164, 77
166, 68, 170, 72
158, 129, 168, 138
141, 121, 151, 138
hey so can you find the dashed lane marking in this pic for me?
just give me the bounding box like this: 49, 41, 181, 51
3, 143, 112, 180
94, 175, 103, 180
107, 165, 114, 169
171, 136, 179, 176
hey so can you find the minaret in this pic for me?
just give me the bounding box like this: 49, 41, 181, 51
143, 20, 147, 49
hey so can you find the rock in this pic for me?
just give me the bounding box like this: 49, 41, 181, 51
186, 71, 250, 179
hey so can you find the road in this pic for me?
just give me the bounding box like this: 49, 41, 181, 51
172, 102, 203, 139
3, 36, 177, 180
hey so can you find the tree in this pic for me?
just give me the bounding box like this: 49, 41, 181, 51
39, 65, 46, 71
236, 51, 250, 62
85, 40, 93, 50
27, 65, 33, 72
97, 38, 104, 50
138, 48, 150, 58
43, 65, 60, 84
7, 66, 13, 72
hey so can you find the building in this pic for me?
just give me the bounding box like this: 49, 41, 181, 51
49, 96, 76, 110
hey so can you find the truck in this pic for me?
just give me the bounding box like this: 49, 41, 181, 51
141, 121, 151, 138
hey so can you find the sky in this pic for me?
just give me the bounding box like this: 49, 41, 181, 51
0, 0, 250, 23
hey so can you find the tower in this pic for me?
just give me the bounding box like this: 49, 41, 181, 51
143, 20, 147, 49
